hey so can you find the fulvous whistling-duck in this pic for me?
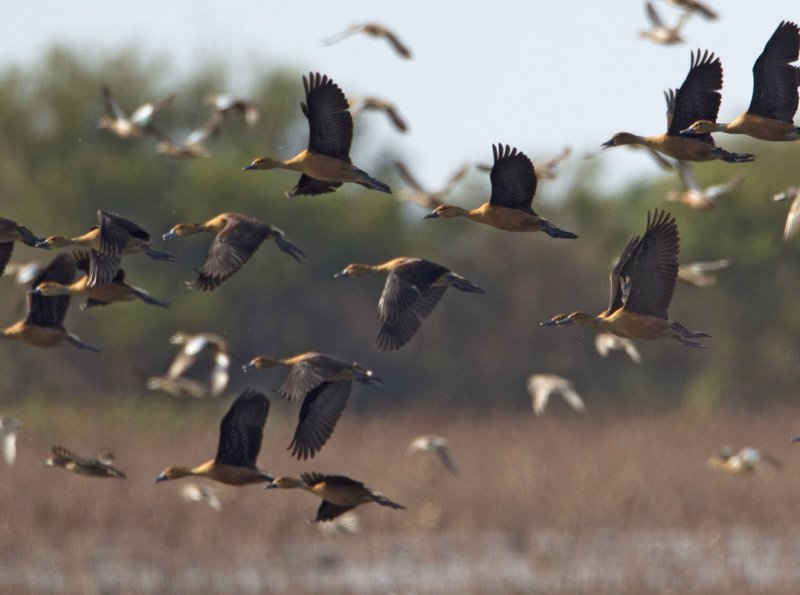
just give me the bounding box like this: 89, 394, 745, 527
162, 212, 305, 291
267, 472, 406, 522
242, 352, 381, 460
0, 417, 19, 466
594, 333, 642, 364
677, 259, 730, 287
98, 86, 174, 140
774, 186, 800, 240
38, 210, 174, 287
321, 22, 412, 59
0, 253, 100, 352
0, 217, 48, 277
640, 1, 693, 46
681, 22, 800, 141
43, 446, 126, 478
154, 112, 223, 159
407, 435, 459, 476
526, 374, 585, 416
602, 51, 755, 163
394, 160, 468, 211
208, 93, 260, 127
667, 160, 744, 210
147, 332, 230, 399
31, 250, 169, 310
155, 389, 273, 486
707, 446, 781, 474
476, 146, 574, 180
334, 257, 486, 351
243, 73, 391, 197
665, 0, 717, 20
542, 210, 710, 347
349, 96, 408, 133
180, 482, 224, 511
424, 144, 578, 238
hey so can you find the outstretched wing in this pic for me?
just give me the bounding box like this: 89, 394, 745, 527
288, 380, 353, 460
668, 50, 722, 141
489, 144, 538, 212
215, 390, 269, 468
195, 219, 270, 291
26, 254, 76, 328
748, 21, 800, 122
302, 73, 353, 160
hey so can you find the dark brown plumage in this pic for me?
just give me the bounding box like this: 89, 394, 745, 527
43, 446, 126, 479
668, 50, 722, 144
26, 253, 76, 330
749, 21, 800, 123
0, 217, 47, 276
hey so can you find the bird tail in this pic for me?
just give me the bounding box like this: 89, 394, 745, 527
353, 168, 391, 194
371, 492, 406, 510
132, 286, 170, 308
17, 226, 47, 248
275, 235, 306, 262
141, 244, 176, 262
444, 272, 485, 294
714, 149, 755, 163
541, 220, 579, 239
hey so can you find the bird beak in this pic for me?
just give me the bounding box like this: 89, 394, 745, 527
600, 139, 614, 149
423, 212, 439, 219
30, 287, 42, 296
678, 127, 694, 136
34, 239, 51, 249
333, 270, 349, 279
162, 230, 178, 241
791, 436, 800, 443
241, 361, 256, 373
154, 473, 168, 483
540, 319, 558, 327
242, 163, 258, 171
265, 482, 278, 490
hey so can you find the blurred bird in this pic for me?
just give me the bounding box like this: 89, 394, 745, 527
603, 50, 755, 163
0, 417, 19, 465
2, 260, 45, 315
31, 250, 169, 310
97, 86, 174, 140
707, 446, 781, 474
773, 186, 800, 240
322, 22, 412, 59
243, 73, 391, 197
680, 22, 800, 142
640, 1, 693, 46
542, 210, 710, 347
208, 93, 260, 127
677, 259, 730, 287
349, 96, 408, 133
594, 333, 642, 364
0, 253, 100, 351
155, 389, 273, 486
317, 511, 361, 537
267, 472, 405, 522
243, 352, 381, 459
663, 0, 717, 20
424, 144, 578, 238
38, 210, 174, 287
526, 374, 585, 416
408, 434, 459, 476
180, 482, 224, 512
0, 218, 48, 277
667, 160, 744, 210
335, 257, 485, 351
155, 112, 223, 159
148, 332, 230, 399
43, 446, 126, 478
163, 213, 304, 291
394, 160, 469, 210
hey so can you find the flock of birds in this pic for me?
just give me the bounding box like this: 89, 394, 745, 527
1, 4, 800, 524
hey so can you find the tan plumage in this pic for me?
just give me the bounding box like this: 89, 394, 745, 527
155, 389, 273, 486
707, 446, 781, 474
526, 374, 585, 415
664, 0, 717, 20
349, 96, 408, 133
267, 472, 405, 522
208, 93, 260, 127
155, 112, 223, 159
98, 86, 174, 140
322, 22, 412, 59
774, 186, 800, 240
163, 212, 304, 291
640, 1, 693, 46
677, 259, 730, 287
147, 332, 230, 399
667, 160, 744, 210
394, 160, 469, 210
43, 446, 126, 478
335, 257, 485, 351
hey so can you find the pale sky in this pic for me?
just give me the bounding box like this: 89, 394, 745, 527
1, 1, 796, 191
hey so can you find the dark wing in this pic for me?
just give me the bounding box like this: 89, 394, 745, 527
0, 242, 13, 277
621, 210, 680, 319
664, 88, 678, 128
70, 250, 92, 275
98, 210, 150, 256
748, 21, 800, 122
195, 219, 271, 291
289, 175, 343, 197
382, 29, 412, 58
668, 50, 722, 141
288, 380, 352, 460
314, 501, 358, 522
26, 254, 76, 328
215, 389, 269, 468
280, 354, 346, 401
87, 251, 122, 287
101, 86, 127, 120
607, 236, 641, 314
488, 144, 538, 212
302, 72, 353, 160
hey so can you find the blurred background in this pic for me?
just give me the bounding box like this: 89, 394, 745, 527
1, 1, 799, 593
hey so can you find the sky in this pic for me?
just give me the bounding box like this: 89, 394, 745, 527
0, 1, 796, 192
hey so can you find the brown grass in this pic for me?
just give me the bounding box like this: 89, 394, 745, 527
1, 400, 799, 593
